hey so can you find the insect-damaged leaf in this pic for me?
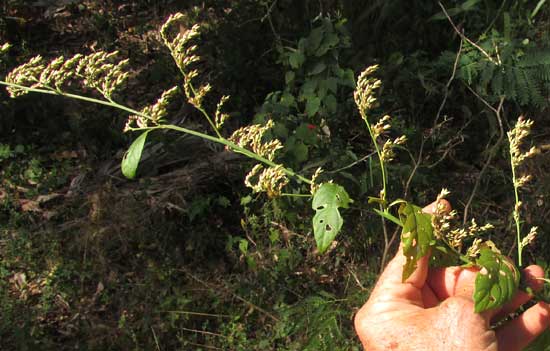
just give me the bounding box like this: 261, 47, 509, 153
121, 131, 149, 179
312, 183, 351, 253
398, 202, 434, 281
473, 247, 520, 313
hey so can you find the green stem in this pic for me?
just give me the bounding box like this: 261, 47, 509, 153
0, 81, 312, 186
362, 117, 387, 203
362, 113, 390, 269
189, 83, 223, 139
510, 155, 523, 267
440, 238, 472, 265
280, 193, 312, 198
131, 124, 311, 185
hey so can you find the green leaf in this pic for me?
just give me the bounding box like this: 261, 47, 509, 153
398, 202, 434, 281
285, 71, 295, 84
316, 33, 339, 56
312, 183, 351, 253
373, 208, 402, 227
289, 50, 305, 69
280, 92, 296, 107
326, 77, 338, 94
122, 131, 149, 179
324, 94, 337, 114
309, 62, 327, 76
292, 141, 309, 163
473, 247, 520, 313
305, 96, 321, 116
300, 79, 318, 100
306, 26, 325, 54
295, 123, 317, 144
341, 68, 356, 88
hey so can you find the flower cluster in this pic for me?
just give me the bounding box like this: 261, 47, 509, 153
160, 14, 209, 110
229, 120, 288, 196
431, 189, 493, 254
5, 51, 129, 99
508, 116, 539, 251
75, 51, 130, 99
354, 65, 407, 164
381, 135, 407, 162
354, 65, 381, 116
125, 86, 179, 130
508, 117, 537, 168
215, 95, 231, 129
244, 164, 289, 198
309, 167, 324, 195
521, 226, 539, 248
5, 55, 46, 97
229, 120, 282, 161
447, 219, 494, 252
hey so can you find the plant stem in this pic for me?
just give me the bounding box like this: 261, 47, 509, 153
440, 238, 472, 265
510, 152, 523, 267
280, 193, 312, 198
361, 115, 390, 269
131, 124, 311, 184
0, 81, 312, 186
189, 83, 223, 139
362, 119, 387, 202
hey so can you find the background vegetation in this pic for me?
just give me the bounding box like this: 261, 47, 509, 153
1, 0, 550, 349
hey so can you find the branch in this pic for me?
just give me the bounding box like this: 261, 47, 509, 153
462, 93, 505, 224
438, 1, 498, 66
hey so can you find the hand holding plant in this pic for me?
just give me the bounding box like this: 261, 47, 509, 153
354, 201, 550, 351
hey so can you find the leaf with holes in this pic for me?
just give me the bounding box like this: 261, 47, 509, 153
312, 183, 351, 253
121, 131, 149, 179
398, 202, 434, 281
473, 247, 520, 313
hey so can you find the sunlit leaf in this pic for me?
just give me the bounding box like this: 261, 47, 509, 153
398, 202, 434, 281
312, 183, 351, 253
473, 247, 520, 313
121, 131, 149, 179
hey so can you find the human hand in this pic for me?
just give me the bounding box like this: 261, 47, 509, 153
354, 200, 550, 351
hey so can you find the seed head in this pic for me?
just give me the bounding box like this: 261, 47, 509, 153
508, 116, 538, 167
309, 167, 324, 195
354, 65, 381, 119
244, 164, 289, 197
229, 120, 283, 161
520, 226, 538, 248
215, 95, 231, 129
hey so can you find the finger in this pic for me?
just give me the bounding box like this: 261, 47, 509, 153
491, 265, 545, 322
496, 301, 550, 351
423, 199, 451, 215
427, 265, 479, 300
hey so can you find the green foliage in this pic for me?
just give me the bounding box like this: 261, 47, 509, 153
121, 131, 149, 179
312, 183, 351, 253
473, 247, 520, 313
256, 16, 355, 170
398, 202, 434, 281
275, 292, 359, 351
438, 27, 550, 109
